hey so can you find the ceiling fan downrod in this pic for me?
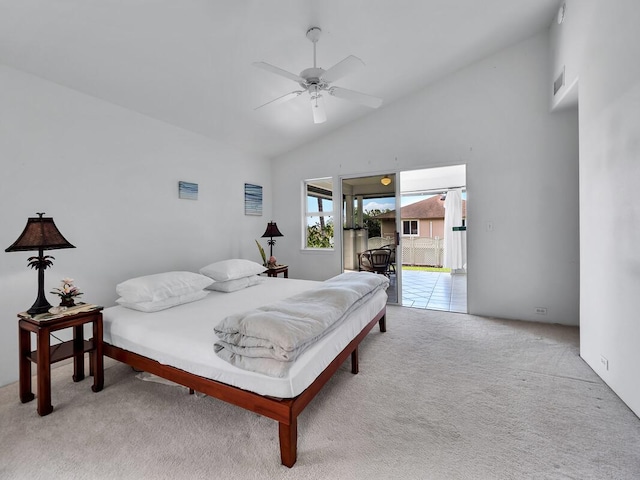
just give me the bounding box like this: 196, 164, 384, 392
306, 27, 321, 69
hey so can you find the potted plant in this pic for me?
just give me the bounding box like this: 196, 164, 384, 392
50, 278, 83, 307
255, 240, 267, 267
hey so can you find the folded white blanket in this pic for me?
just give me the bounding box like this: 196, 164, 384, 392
214, 272, 389, 377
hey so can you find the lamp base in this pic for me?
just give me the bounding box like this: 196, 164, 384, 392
27, 297, 53, 316
26, 258, 53, 316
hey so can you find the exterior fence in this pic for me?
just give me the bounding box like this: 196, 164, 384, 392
367, 236, 394, 250
367, 236, 444, 267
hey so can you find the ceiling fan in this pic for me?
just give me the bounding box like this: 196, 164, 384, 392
253, 26, 383, 124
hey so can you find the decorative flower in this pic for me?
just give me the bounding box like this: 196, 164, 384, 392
268, 256, 277, 268
50, 278, 83, 300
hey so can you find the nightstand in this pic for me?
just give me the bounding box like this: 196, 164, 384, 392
18, 304, 104, 416
266, 265, 288, 278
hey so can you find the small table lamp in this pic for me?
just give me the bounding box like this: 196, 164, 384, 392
5, 213, 75, 315
261, 221, 283, 258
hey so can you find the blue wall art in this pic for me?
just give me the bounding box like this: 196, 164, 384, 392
178, 181, 198, 200
244, 183, 262, 216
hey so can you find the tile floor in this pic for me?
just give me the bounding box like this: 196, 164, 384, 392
399, 270, 467, 313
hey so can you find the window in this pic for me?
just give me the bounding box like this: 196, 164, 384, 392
304, 178, 334, 249
402, 220, 419, 236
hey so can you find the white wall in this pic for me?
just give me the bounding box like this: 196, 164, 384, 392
565, 0, 640, 417
0, 65, 271, 387
549, 0, 596, 110
272, 32, 579, 326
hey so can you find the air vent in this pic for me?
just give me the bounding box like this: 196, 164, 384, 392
554, 67, 565, 96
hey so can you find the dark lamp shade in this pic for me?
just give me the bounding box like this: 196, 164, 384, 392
5, 216, 75, 252
261, 222, 283, 239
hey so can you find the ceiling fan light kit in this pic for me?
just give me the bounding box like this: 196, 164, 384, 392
253, 26, 383, 124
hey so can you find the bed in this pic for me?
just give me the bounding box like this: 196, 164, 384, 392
102, 274, 387, 467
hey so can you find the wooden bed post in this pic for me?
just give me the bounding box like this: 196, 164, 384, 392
279, 419, 297, 467
379, 314, 386, 333
351, 347, 359, 374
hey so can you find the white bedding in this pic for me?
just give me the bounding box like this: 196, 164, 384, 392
102, 276, 387, 398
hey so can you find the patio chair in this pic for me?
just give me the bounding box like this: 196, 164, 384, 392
358, 248, 391, 276
381, 245, 396, 275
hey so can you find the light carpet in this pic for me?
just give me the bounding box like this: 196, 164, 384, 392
1, 306, 639, 479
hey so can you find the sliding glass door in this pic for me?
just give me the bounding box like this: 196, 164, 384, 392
341, 174, 399, 304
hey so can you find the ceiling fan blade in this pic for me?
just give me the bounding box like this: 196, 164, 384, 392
252, 62, 305, 84
329, 86, 383, 109
254, 91, 304, 110
310, 94, 327, 124
321, 55, 365, 83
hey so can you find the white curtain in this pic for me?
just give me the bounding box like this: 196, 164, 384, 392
443, 188, 464, 270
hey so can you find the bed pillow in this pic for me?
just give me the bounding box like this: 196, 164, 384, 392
199, 259, 265, 282
116, 290, 208, 313
116, 271, 213, 303
206, 275, 262, 293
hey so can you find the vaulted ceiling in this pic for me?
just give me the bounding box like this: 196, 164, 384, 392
0, 0, 561, 158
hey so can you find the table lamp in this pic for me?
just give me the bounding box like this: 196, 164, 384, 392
5, 213, 75, 315
261, 221, 283, 258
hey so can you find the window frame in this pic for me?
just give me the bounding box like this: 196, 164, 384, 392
302, 177, 335, 251
402, 219, 419, 236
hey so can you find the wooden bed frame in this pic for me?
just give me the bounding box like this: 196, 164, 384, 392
102, 307, 386, 467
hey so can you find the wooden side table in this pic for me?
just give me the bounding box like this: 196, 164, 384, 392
266, 265, 288, 278
18, 304, 104, 416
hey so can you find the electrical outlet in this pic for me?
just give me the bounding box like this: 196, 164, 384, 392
535, 307, 548, 315
600, 355, 609, 371
486, 222, 494, 232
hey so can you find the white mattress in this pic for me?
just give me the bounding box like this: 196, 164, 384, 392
102, 277, 387, 398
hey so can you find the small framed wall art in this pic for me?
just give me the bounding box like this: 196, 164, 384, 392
244, 183, 262, 216
178, 181, 198, 200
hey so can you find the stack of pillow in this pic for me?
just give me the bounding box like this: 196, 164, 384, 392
199, 259, 265, 292
116, 271, 213, 313
116, 259, 267, 312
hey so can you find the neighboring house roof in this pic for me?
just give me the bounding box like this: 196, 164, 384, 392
375, 195, 466, 220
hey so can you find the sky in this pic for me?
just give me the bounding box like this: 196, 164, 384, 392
308, 191, 470, 218
363, 195, 427, 212
306, 195, 432, 217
